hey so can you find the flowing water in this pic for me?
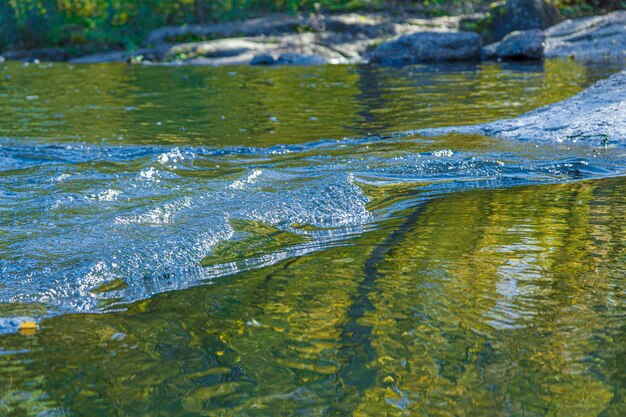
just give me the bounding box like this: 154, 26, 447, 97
0, 59, 625, 416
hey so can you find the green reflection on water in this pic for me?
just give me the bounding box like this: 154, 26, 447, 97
200, 219, 309, 267
1, 177, 625, 416
0, 60, 621, 147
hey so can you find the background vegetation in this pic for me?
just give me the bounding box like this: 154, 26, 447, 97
1, 0, 623, 52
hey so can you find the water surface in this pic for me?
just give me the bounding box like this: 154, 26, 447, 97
0, 59, 625, 416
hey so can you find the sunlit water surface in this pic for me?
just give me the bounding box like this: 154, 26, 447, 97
0, 60, 625, 416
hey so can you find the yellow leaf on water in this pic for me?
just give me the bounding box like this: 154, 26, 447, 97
18, 321, 38, 336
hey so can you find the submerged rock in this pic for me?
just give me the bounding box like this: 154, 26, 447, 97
467, 0, 561, 44
545, 10, 626, 60
483, 29, 545, 60
420, 70, 626, 146
369, 31, 481, 64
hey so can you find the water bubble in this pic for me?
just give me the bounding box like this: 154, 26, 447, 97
433, 149, 453, 158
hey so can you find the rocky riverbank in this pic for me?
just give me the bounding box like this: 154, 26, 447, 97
419, 69, 626, 147
1, 1, 624, 65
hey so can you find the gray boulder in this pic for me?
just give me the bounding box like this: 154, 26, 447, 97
369, 31, 482, 64
545, 10, 626, 60
322, 13, 395, 38
470, 0, 561, 44
419, 70, 626, 146
0, 55, 4, 63
161, 39, 271, 62
276, 53, 327, 65
250, 53, 277, 65
145, 14, 301, 45
483, 29, 545, 60
250, 52, 329, 66
143, 12, 454, 47
64, 12, 477, 67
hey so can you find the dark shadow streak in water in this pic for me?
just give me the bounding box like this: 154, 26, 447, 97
330, 199, 431, 411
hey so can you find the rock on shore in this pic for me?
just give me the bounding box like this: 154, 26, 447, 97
467, 0, 561, 44
545, 10, 626, 60
2, 8, 624, 66
419, 70, 626, 146
369, 31, 482, 64
483, 29, 545, 60
481, 10, 626, 62
251, 52, 329, 66
68, 12, 463, 66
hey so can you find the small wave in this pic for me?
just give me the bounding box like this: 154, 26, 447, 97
114, 197, 192, 225
1, 132, 625, 316
139, 167, 161, 181
86, 189, 121, 202
229, 169, 263, 190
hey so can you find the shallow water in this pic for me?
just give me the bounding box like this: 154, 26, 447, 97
0, 59, 625, 416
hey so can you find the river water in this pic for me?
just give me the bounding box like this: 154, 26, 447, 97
0, 60, 625, 416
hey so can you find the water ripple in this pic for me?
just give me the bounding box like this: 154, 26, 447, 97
1, 123, 625, 319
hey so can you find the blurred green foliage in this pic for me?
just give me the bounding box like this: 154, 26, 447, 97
0, 0, 373, 50
0, 1, 623, 51
557, 0, 625, 17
